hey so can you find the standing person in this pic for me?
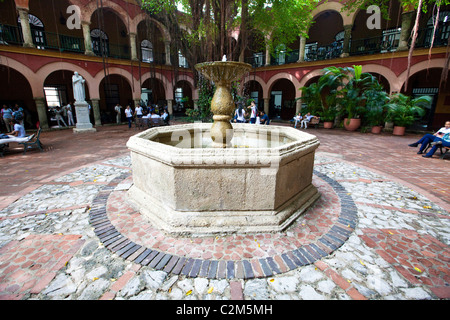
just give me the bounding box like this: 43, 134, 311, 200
114, 103, 123, 124
55, 106, 67, 127
66, 102, 75, 126
125, 105, 133, 129
12, 105, 24, 126
134, 104, 143, 119
1, 105, 13, 132
248, 100, 258, 124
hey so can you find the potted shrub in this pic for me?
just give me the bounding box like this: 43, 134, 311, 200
386, 93, 430, 136
363, 84, 389, 134
300, 82, 337, 129
318, 65, 382, 131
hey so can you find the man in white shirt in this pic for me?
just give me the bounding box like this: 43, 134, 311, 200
409, 121, 450, 154
300, 113, 316, 129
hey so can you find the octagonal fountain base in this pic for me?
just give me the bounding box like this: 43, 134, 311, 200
126, 123, 320, 236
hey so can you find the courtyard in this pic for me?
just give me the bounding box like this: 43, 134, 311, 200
0, 123, 448, 301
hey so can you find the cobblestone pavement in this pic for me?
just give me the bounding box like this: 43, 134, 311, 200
0, 124, 449, 301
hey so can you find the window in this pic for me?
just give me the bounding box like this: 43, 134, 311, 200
18, 14, 46, 49
426, 11, 450, 46
91, 29, 109, 56
178, 50, 188, 68
141, 40, 153, 63
44, 86, 67, 108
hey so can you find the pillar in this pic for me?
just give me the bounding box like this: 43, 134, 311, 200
167, 99, 174, 115
295, 98, 302, 115
81, 21, 95, 56
165, 41, 171, 66
264, 98, 270, 115
297, 36, 306, 62
17, 8, 34, 48
134, 99, 141, 108
90, 99, 101, 126
340, 24, 352, 58
130, 33, 138, 61
34, 97, 48, 129
397, 11, 416, 51
265, 44, 271, 66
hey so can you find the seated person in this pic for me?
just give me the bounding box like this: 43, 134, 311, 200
300, 113, 317, 129
259, 111, 270, 125
150, 111, 160, 119
293, 112, 302, 128
422, 132, 450, 158
161, 110, 170, 124
408, 121, 450, 154
7, 119, 26, 138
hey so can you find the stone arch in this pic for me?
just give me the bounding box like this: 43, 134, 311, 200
361, 64, 399, 93
131, 12, 171, 42
298, 69, 325, 89
311, 1, 355, 26
397, 59, 449, 92
94, 67, 135, 99
0, 56, 41, 97
242, 74, 267, 99
82, 0, 130, 31
35, 61, 95, 99
267, 72, 301, 99
140, 71, 174, 100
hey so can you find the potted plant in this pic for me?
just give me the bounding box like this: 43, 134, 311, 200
319, 65, 382, 131
386, 93, 430, 136
363, 84, 389, 134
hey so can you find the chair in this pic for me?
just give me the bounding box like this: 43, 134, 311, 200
19, 127, 44, 155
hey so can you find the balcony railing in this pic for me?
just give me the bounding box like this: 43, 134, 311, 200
0, 23, 168, 64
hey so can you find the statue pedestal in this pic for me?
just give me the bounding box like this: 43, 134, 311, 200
73, 101, 96, 134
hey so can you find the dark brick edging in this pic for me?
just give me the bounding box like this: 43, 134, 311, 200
89, 170, 358, 279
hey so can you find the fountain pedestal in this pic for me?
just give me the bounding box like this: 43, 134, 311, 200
195, 61, 252, 147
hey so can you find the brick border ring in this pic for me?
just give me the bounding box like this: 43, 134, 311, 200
89, 170, 358, 279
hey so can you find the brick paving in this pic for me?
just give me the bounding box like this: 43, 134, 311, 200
0, 123, 448, 300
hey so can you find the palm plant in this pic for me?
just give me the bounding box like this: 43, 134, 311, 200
363, 83, 389, 127
319, 65, 382, 122
386, 93, 430, 127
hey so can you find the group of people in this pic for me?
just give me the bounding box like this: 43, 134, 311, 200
408, 121, 450, 158
233, 100, 270, 125
292, 112, 319, 129
117, 103, 170, 128
1, 104, 27, 132
0, 105, 27, 140
49, 102, 76, 128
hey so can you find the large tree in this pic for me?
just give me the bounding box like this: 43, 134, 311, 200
138, 0, 319, 69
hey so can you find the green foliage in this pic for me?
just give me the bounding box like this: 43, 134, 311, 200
386, 93, 430, 127
194, 76, 215, 121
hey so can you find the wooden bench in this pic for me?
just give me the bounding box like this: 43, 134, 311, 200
19, 127, 44, 155
149, 117, 165, 127
135, 118, 149, 130
307, 117, 320, 129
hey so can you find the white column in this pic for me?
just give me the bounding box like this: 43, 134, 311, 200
297, 36, 306, 62
17, 8, 34, 48
34, 97, 48, 129
81, 21, 95, 56
165, 41, 171, 65
130, 32, 138, 61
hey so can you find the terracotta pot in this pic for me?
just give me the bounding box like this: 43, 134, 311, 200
323, 121, 333, 129
343, 118, 361, 131
392, 126, 406, 136
371, 126, 382, 134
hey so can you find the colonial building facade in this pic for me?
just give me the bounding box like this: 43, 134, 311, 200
0, 0, 448, 130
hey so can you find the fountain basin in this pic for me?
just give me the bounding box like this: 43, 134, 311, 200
126, 123, 320, 236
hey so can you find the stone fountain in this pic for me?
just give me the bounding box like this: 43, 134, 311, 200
126, 60, 320, 236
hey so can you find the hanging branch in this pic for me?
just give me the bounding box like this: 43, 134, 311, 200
404, 0, 423, 92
